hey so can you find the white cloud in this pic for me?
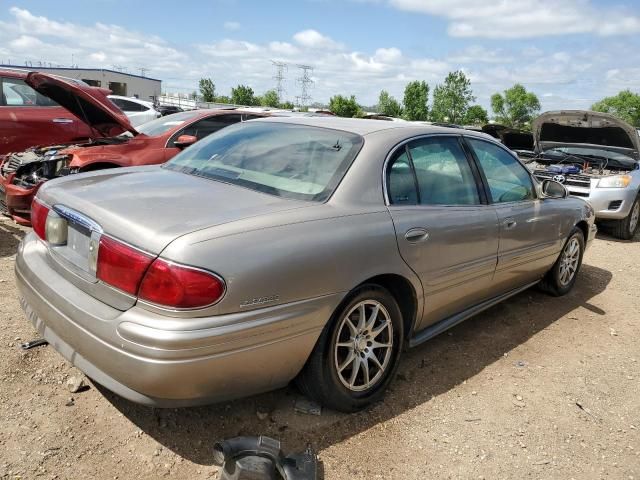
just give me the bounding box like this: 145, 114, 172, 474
449, 45, 513, 64
199, 39, 263, 57
293, 29, 343, 50
223, 21, 240, 31
388, 0, 640, 38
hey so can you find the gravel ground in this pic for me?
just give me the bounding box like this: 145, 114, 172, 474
1, 217, 638, 479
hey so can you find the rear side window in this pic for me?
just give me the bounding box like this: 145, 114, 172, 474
387, 136, 480, 206
1, 78, 58, 107
467, 137, 535, 203
111, 98, 148, 112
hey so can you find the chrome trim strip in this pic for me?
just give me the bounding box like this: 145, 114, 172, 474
52, 204, 103, 234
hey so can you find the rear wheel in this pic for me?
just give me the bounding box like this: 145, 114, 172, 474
296, 285, 404, 412
612, 195, 640, 240
539, 227, 585, 296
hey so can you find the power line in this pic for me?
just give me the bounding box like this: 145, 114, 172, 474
271, 60, 288, 102
296, 64, 314, 108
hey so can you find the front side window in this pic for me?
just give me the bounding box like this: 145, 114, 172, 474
467, 137, 535, 203
171, 114, 242, 144
135, 111, 201, 136
1, 78, 58, 107
164, 122, 363, 202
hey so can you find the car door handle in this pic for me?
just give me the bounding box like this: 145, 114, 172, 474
503, 218, 517, 230
52, 118, 74, 124
404, 228, 430, 243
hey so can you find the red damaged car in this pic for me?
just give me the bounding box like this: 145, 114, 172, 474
0, 72, 267, 225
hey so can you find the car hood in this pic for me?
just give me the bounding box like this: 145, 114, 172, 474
37, 166, 311, 254
26, 72, 138, 138
532, 110, 640, 158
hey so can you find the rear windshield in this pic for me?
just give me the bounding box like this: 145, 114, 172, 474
135, 111, 201, 136
164, 122, 363, 201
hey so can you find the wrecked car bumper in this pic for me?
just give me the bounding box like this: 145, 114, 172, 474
16, 233, 329, 407
0, 174, 39, 225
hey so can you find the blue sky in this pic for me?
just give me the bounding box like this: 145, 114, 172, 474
1, 0, 640, 112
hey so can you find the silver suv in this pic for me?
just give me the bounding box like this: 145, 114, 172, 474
528, 111, 640, 239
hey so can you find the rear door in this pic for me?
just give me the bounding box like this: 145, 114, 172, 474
464, 136, 564, 293
0, 76, 82, 154
386, 135, 500, 329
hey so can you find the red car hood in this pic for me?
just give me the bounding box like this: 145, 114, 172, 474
25, 72, 138, 138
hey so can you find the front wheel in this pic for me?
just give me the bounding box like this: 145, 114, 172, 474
539, 227, 585, 296
612, 195, 640, 240
296, 285, 404, 412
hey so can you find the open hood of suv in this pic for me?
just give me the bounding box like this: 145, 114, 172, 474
25, 72, 138, 138
532, 110, 640, 158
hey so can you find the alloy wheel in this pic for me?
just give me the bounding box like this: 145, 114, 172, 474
334, 300, 394, 392
558, 237, 580, 286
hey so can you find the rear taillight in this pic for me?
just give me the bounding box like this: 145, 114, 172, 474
96, 236, 153, 295
31, 198, 49, 240
138, 259, 225, 309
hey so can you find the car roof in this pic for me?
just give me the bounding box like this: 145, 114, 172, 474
250, 115, 493, 138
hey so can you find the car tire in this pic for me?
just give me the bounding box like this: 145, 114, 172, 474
539, 227, 585, 296
296, 284, 404, 413
612, 195, 640, 240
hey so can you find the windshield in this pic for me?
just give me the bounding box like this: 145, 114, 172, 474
164, 122, 363, 201
135, 111, 201, 136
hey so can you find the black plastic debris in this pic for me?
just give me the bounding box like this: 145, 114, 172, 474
213, 436, 317, 480
20, 338, 48, 350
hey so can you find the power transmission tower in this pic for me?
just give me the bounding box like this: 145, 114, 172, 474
138, 67, 149, 77
296, 64, 314, 108
271, 60, 287, 103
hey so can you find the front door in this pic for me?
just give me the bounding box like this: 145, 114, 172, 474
386, 135, 500, 329
464, 136, 565, 293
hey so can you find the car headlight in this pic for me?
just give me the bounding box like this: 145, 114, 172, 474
596, 175, 632, 188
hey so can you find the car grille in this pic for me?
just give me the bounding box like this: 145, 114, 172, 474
0, 155, 22, 177
0, 185, 7, 215
534, 170, 592, 197
608, 200, 623, 210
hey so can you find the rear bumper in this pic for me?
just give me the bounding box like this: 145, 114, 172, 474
15, 233, 335, 407
0, 175, 39, 225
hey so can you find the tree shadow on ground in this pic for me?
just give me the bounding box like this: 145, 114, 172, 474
0, 219, 26, 259
103, 264, 612, 470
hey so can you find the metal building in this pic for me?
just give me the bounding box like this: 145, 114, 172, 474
0, 65, 162, 102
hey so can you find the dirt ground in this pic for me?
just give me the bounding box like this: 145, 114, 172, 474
0, 216, 638, 480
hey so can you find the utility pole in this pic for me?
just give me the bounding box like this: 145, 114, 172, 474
139, 67, 149, 77
296, 64, 313, 108
271, 60, 287, 103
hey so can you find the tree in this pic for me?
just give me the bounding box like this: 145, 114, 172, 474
198, 78, 216, 103
377, 90, 403, 117
430, 71, 475, 124
491, 84, 540, 128
231, 84, 257, 106
190, 91, 198, 100
463, 105, 489, 126
261, 89, 280, 108
328, 95, 362, 117
215, 95, 231, 104
280, 100, 295, 110
591, 90, 640, 127
403, 81, 429, 121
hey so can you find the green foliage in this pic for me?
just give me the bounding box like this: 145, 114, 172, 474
261, 89, 280, 108
430, 71, 475, 124
329, 95, 362, 117
215, 95, 231, 104
377, 90, 403, 117
491, 84, 540, 128
231, 84, 258, 106
198, 78, 216, 103
402, 81, 429, 121
591, 90, 640, 127
190, 91, 198, 100
463, 105, 489, 126
280, 100, 295, 110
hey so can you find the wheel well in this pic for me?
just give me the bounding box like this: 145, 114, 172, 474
80, 162, 120, 172
576, 220, 589, 240
358, 274, 417, 339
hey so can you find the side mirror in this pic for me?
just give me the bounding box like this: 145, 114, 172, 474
541, 179, 567, 199
174, 134, 197, 148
